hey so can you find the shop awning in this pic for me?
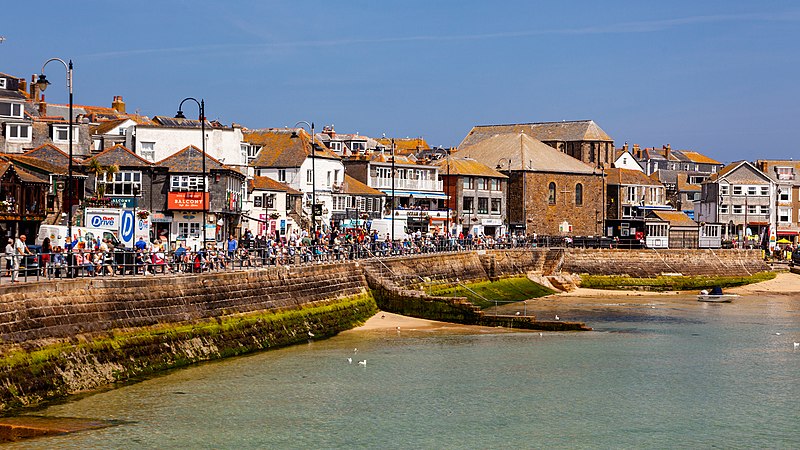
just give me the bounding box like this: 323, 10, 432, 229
380, 190, 448, 200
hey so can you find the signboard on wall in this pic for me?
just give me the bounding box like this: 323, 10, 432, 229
85, 208, 120, 229
168, 192, 209, 211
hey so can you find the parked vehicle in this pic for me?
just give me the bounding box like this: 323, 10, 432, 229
792, 249, 800, 266
36, 225, 121, 249
369, 218, 410, 241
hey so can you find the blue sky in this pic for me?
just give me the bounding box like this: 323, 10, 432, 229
2, 1, 799, 162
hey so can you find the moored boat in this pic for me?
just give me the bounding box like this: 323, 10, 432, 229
697, 286, 738, 303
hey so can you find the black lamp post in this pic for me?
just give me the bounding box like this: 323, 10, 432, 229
391, 138, 396, 243
293, 121, 315, 235
175, 98, 206, 248
37, 58, 73, 260
496, 158, 512, 235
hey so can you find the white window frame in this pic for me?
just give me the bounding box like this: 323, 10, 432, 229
277, 169, 286, 183
748, 205, 757, 215
732, 186, 742, 195
5, 123, 31, 142
779, 189, 791, 202
719, 204, 729, 214
720, 185, 729, 196
0, 101, 23, 118
170, 175, 206, 192
759, 186, 769, 196
99, 170, 142, 197
747, 186, 757, 196
306, 169, 313, 185
140, 141, 156, 162
53, 125, 79, 143
177, 222, 201, 239
732, 205, 743, 214
759, 205, 769, 215
778, 207, 791, 223
0, 78, 6, 89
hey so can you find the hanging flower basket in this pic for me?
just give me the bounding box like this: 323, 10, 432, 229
137, 210, 150, 220
85, 196, 114, 207
269, 212, 281, 220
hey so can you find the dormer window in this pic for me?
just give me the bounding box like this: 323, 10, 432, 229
0, 78, 6, 89
52, 125, 79, 143
5, 123, 31, 142
776, 166, 795, 181
0, 101, 23, 118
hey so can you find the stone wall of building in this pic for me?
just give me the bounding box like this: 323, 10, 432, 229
523, 172, 604, 236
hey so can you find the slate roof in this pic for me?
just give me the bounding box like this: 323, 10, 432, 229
649, 210, 698, 228
84, 144, 153, 168
342, 175, 385, 196
156, 145, 238, 174
0, 161, 49, 184
249, 176, 302, 195
459, 120, 612, 149
244, 128, 340, 168
21, 144, 72, 170
606, 168, 663, 186
457, 132, 597, 174
754, 160, 800, 183
5, 155, 68, 175
433, 156, 507, 178
707, 160, 771, 184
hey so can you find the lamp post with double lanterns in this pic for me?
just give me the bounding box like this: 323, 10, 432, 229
292, 122, 317, 236
175, 98, 207, 248
37, 58, 74, 266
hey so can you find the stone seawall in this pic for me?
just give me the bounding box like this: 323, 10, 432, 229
562, 249, 770, 277
0, 264, 376, 412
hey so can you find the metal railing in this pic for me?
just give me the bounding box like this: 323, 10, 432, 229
2, 234, 755, 285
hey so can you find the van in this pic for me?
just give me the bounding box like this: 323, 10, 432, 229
368, 218, 410, 241
37, 225, 121, 249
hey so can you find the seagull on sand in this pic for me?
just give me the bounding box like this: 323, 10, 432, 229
347, 357, 352, 364
555, 315, 560, 321
358, 360, 367, 367
794, 342, 799, 349
354, 348, 358, 353
307, 331, 315, 337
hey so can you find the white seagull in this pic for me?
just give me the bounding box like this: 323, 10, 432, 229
307, 331, 315, 337
515, 312, 520, 316
555, 315, 560, 321
358, 360, 367, 367
794, 342, 799, 349
354, 348, 358, 354
347, 357, 352, 364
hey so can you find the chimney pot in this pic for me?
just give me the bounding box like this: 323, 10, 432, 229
111, 95, 126, 113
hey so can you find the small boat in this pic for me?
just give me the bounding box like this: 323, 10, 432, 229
697, 286, 738, 303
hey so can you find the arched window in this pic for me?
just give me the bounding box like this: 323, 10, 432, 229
575, 183, 583, 206
548, 182, 556, 205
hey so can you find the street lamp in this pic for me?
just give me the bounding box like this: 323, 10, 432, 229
37, 58, 73, 265
293, 121, 315, 236
175, 98, 207, 247
496, 158, 512, 235
391, 138, 396, 243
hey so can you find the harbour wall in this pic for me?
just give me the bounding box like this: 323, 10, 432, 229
0, 248, 769, 413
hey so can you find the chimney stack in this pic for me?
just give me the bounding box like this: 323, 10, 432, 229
38, 94, 47, 117
633, 143, 641, 159
18, 78, 27, 95
622, 142, 629, 152
30, 74, 40, 101
665, 143, 671, 160
112, 96, 126, 113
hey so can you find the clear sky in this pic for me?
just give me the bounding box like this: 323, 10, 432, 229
2, 1, 799, 162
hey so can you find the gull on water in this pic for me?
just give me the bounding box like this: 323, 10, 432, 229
358, 360, 367, 367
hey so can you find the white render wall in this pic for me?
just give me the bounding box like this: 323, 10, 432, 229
128, 126, 247, 168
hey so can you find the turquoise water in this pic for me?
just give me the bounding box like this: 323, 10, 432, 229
11, 295, 800, 449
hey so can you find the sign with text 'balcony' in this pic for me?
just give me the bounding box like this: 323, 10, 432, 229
168, 192, 209, 211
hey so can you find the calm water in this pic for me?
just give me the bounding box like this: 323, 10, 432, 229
10, 295, 800, 449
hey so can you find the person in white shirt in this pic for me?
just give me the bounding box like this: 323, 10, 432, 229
11, 234, 32, 283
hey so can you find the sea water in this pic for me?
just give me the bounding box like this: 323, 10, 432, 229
10, 295, 800, 449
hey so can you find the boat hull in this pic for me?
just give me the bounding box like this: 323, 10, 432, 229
697, 295, 737, 303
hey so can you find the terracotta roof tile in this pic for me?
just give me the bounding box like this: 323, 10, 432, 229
244, 128, 340, 168
342, 175, 385, 196
249, 176, 302, 195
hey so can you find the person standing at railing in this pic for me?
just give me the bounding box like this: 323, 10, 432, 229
226, 235, 237, 261
40, 237, 52, 277
4, 238, 13, 278
11, 234, 32, 283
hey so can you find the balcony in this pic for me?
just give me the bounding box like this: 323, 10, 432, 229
368, 177, 442, 192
